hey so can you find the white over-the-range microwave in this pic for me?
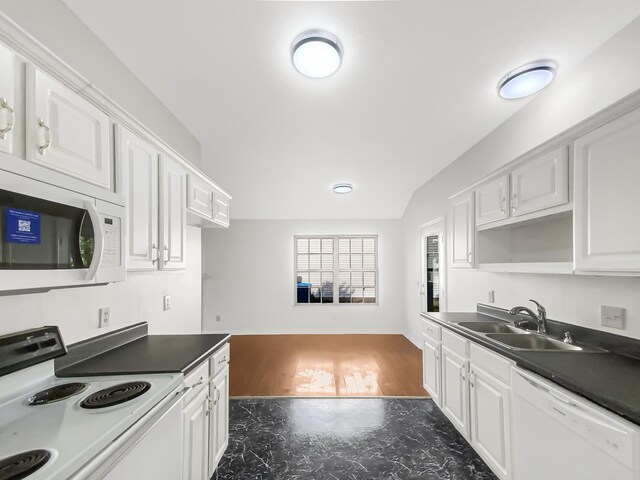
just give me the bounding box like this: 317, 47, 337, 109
0, 153, 125, 294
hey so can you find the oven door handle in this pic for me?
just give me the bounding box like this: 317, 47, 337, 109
84, 200, 104, 281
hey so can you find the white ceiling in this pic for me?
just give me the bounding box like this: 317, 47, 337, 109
64, 0, 640, 219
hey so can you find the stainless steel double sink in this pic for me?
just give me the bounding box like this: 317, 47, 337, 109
456, 321, 585, 351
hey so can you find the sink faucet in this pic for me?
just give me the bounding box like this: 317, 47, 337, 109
509, 299, 547, 334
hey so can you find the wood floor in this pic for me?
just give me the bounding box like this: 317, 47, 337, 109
229, 334, 428, 397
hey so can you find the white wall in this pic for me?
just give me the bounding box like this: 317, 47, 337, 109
402, 16, 640, 347
0, 0, 201, 166
0, 226, 202, 344
202, 219, 404, 335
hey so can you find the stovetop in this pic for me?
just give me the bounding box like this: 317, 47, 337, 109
0, 362, 182, 480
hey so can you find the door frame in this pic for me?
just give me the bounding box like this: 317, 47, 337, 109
420, 217, 447, 313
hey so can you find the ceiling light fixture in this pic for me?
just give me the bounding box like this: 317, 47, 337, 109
292, 32, 342, 78
498, 61, 557, 99
332, 183, 353, 194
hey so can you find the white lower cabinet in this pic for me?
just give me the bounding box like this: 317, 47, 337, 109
208, 367, 230, 478
422, 334, 441, 406
441, 345, 469, 437
469, 365, 511, 480
182, 386, 210, 480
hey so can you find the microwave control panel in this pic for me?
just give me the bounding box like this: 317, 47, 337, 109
101, 215, 121, 267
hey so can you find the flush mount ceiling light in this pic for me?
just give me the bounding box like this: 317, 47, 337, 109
292, 32, 342, 78
498, 61, 557, 99
332, 183, 353, 194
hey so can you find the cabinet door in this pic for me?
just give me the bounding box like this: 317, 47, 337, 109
26, 67, 111, 189
574, 108, 640, 272
511, 146, 568, 217
441, 346, 469, 438
116, 126, 159, 271
160, 156, 187, 270
212, 190, 231, 228
469, 367, 511, 480
422, 334, 441, 405
476, 175, 509, 226
451, 192, 474, 268
182, 387, 210, 480
0, 43, 15, 154
187, 174, 215, 219
208, 367, 230, 477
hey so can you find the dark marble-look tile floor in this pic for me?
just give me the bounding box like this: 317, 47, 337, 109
212, 398, 497, 480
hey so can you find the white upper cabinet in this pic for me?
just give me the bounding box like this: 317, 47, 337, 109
187, 174, 215, 219
511, 146, 569, 217
160, 155, 187, 270
451, 192, 475, 268
574, 107, 640, 273
475, 175, 510, 226
0, 42, 15, 154
212, 189, 231, 228
116, 126, 160, 271
26, 67, 112, 189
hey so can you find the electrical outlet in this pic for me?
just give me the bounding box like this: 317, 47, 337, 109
488, 290, 495, 303
601, 305, 625, 329
216, 315, 221, 322
163, 295, 171, 311
99, 307, 110, 328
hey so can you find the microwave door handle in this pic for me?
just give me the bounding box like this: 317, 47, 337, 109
84, 200, 104, 281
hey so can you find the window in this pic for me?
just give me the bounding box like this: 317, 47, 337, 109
295, 235, 377, 305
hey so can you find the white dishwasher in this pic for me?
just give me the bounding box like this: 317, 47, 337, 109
511, 367, 639, 480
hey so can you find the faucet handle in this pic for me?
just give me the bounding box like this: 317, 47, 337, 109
529, 299, 546, 318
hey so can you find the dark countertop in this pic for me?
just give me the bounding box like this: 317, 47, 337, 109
56, 333, 230, 377
422, 311, 640, 426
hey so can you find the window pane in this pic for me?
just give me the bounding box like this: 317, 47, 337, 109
339, 271, 350, 286
363, 253, 375, 270
309, 271, 321, 287
310, 287, 321, 303
309, 254, 321, 269
351, 254, 363, 270
297, 272, 309, 283
322, 238, 333, 253
297, 254, 309, 270
364, 288, 376, 303
339, 286, 351, 303
338, 238, 350, 253
351, 272, 363, 287
338, 254, 350, 270
351, 238, 362, 254
309, 238, 321, 253
322, 254, 334, 270
296, 273, 310, 303
363, 237, 375, 254
321, 284, 333, 303
351, 288, 363, 303
322, 271, 334, 284
363, 271, 376, 287
297, 238, 309, 254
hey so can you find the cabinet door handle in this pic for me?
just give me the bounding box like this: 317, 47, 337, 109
218, 356, 228, 365
212, 387, 218, 406
469, 370, 475, 388
207, 394, 213, 413
215, 387, 221, 403
163, 245, 170, 265
459, 365, 466, 381
467, 252, 472, 264
151, 244, 158, 265
38, 118, 51, 154
191, 375, 205, 388
512, 192, 518, 213
0, 97, 15, 139
500, 197, 506, 214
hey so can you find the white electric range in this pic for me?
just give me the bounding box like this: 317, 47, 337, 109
0, 327, 185, 480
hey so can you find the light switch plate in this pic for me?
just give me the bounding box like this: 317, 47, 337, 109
488, 290, 495, 303
163, 295, 171, 311
601, 305, 625, 329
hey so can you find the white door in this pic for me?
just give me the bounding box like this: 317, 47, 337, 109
182, 387, 210, 480
422, 334, 441, 406
574, 107, 640, 272
511, 146, 569, 217
26, 67, 111, 189
421, 218, 446, 313
441, 346, 469, 438
208, 367, 230, 477
475, 175, 510, 226
469, 367, 511, 480
187, 174, 215, 219
0, 42, 15, 154
116, 126, 159, 271
451, 192, 474, 269
160, 155, 187, 270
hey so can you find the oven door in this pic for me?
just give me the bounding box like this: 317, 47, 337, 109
0, 170, 106, 292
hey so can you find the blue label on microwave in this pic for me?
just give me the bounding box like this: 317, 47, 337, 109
5, 208, 41, 244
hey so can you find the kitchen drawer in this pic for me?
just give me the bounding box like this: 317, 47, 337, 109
210, 343, 230, 378
442, 329, 468, 358
183, 361, 209, 405
422, 318, 441, 342
470, 343, 512, 386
